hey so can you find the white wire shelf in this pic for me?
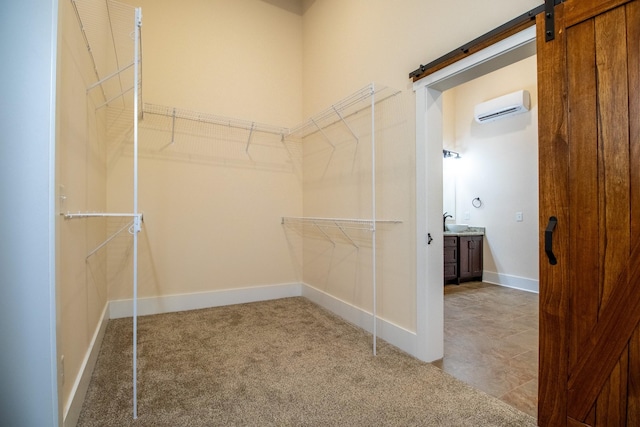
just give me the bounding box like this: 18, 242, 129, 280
287, 83, 401, 140
62, 212, 142, 219
281, 216, 402, 230
143, 103, 289, 137
282, 217, 402, 248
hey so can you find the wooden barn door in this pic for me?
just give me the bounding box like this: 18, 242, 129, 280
537, 0, 640, 425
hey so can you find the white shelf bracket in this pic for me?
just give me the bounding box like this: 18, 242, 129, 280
171, 107, 176, 144
246, 122, 255, 154
86, 220, 133, 259
311, 118, 335, 149
314, 221, 336, 246
86, 61, 135, 92
95, 85, 134, 110
335, 221, 359, 249
333, 105, 359, 145
133, 213, 142, 233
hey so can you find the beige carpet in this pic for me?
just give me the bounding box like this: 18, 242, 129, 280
77, 297, 537, 426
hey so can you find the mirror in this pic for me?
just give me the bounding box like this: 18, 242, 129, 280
443, 158, 456, 220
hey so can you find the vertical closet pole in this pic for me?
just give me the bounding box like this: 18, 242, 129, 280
371, 83, 377, 356
132, 7, 142, 420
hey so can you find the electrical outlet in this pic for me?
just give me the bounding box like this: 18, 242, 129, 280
516, 211, 523, 222
464, 211, 470, 221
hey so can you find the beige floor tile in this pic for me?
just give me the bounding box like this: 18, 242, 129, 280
437, 282, 538, 419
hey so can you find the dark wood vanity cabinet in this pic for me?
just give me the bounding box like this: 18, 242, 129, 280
459, 235, 483, 281
443, 236, 458, 283
444, 234, 483, 284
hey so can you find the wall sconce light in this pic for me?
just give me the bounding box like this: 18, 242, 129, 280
443, 149, 461, 159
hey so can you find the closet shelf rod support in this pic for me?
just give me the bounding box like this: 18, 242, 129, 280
335, 221, 359, 249
333, 106, 359, 145
311, 118, 335, 149
87, 61, 135, 92
246, 122, 255, 154
86, 220, 134, 259
170, 108, 176, 145
95, 85, 134, 110
314, 222, 336, 246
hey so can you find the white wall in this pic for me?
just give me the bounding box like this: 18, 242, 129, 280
449, 55, 539, 291
0, 0, 60, 425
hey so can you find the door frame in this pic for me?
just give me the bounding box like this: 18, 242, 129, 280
412, 26, 537, 362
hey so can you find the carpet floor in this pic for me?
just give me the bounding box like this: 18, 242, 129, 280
77, 297, 537, 426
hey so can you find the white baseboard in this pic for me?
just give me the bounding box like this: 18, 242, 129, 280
64, 302, 110, 427
109, 282, 419, 357
109, 283, 303, 319
301, 284, 418, 359
482, 271, 539, 293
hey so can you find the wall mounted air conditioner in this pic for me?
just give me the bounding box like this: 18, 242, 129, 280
474, 90, 531, 124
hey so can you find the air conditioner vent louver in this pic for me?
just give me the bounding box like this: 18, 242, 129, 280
474, 90, 531, 123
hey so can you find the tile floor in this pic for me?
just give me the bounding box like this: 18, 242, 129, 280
432, 281, 539, 418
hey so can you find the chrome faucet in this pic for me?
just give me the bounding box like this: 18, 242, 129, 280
443, 212, 453, 231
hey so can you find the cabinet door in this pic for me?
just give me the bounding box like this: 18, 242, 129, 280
443, 236, 458, 282
459, 236, 483, 280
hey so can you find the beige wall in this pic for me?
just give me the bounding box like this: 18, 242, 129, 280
301, 0, 541, 114
130, 0, 303, 126
108, 0, 304, 300
56, 0, 110, 414
299, 89, 414, 328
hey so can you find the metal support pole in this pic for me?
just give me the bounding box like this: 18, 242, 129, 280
132, 7, 142, 420
371, 83, 377, 356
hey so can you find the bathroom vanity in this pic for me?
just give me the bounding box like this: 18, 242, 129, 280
443, 228, 484, 284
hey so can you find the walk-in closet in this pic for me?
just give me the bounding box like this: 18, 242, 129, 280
57, 0, 413, 423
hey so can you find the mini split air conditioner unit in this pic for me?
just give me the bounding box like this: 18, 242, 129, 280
474, 90, 531, 124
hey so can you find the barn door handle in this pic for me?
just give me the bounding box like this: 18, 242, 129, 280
545, 216, 558, 265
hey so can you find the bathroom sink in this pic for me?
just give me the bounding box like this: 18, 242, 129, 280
446, 224, 469, 233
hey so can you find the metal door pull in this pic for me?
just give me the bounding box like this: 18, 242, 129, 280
545, 216, 558, 265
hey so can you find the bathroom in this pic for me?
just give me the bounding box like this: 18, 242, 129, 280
442, 54, 539, 292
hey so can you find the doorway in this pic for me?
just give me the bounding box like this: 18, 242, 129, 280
436, 54, 539, 416
412, 24, 537, 370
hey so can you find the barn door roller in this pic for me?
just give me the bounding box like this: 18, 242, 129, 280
545, 0, 565, 42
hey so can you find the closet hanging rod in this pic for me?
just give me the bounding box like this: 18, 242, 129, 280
63, 212, 143, 220
87, 61, 135, 92
143, 103, 289, 137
